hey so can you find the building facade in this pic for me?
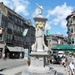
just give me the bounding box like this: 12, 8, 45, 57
0, 2, 35, 58
66, 11, 75, 45
46, 34, 67, 50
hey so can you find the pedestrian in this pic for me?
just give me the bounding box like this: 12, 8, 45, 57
66, 52, 73, 75
61, 56, 66, 67
71, 53, 75, 75
2, 53, 6, 60
12, 53, 15, 59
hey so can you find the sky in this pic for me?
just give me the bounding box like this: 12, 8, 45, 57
0, 0, 75, 36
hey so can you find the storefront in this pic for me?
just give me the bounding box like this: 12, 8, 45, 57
5, 46, 24, 59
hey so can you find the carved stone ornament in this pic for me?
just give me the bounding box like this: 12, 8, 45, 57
35, 21, 46, 30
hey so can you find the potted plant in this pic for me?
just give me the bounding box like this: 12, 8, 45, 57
27, 58, 30, 66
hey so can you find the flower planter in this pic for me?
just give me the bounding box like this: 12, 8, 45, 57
27, 60, 30, 66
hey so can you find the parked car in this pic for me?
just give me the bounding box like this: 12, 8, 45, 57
49, 54, 61, 64
58, 51, 65, 58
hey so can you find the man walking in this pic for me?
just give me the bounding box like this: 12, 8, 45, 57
66, 52, 73, 75
71, 53, 75, 75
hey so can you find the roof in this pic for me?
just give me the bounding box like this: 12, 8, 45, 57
66, 14, 72, 20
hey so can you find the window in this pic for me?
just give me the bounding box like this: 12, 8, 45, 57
15, 17, 17, 23
14, 35, 18, 41
21, 21, 23, 25
8, 13, 13, 20
8, 22, 13, 29
21, 28, 23, 32
71, 38, 74, 44
70, 28, 73, 33
68, 28, 73, 34
68, 38, 71, 44
69, 18, 72, 23
17, 26, 20, 31
0, 34, 3, 40
14, 25, 17, 30
17, 19, 21, 24
1, 20, 5, 28
17, 36, 19, 41
7, 33, 12, 42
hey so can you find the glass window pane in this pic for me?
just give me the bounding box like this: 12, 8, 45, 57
0, 34, 2, 40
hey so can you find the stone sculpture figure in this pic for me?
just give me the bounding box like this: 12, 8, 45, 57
36, 3, 43, 15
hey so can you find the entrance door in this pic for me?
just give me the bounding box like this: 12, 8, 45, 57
0, 48, 2, 58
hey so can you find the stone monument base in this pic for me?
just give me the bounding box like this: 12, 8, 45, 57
20, 51, 57, 75
15, 67, 57, 75
28, 65, 49, 73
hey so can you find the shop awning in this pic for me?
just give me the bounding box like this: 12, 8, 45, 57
7, 46, 24, 52
51, 44, 75, 51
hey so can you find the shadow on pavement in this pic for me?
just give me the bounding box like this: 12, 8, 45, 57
0, 68, 7, 71
57, 72, 63, 75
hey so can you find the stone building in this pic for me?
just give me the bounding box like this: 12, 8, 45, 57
66, 11, 75, 45
46, 34, 67, 50
0, 2, 35, 58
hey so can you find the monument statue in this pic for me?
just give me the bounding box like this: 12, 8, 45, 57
22, 4, 57, 75
36, 3, 43, 15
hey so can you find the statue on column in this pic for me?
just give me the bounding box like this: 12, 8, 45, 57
36, 3, 43, 15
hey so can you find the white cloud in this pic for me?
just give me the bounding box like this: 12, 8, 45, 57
0, 0, 30, 16
45, 21, 52, 30
46, 2, 74, 28
32, 8, 38, 17
61, 20, 67, 28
